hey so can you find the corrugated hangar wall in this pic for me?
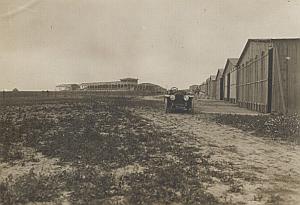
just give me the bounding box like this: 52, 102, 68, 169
237, 40, 272, 113
236, 39, 300, 114
272, 40, 300, 114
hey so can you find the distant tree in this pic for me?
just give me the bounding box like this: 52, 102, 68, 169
12, 88, 19, 92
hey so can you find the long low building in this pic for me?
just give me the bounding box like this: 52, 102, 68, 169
199, 82, 207, 94
57, 78, 166, 93
136, 83, 166, 93
189, 85, 199, 92
200, 38, 300, 114
207, 75, 217, 99
80, 78, 138, 91
223, 58, 239, 103
56, 84, 80, 91
216, 69, 224, 100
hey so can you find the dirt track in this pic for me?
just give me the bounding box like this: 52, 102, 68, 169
135, 108, 300, 205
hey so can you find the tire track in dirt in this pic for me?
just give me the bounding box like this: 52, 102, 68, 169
135, 109, 300, 205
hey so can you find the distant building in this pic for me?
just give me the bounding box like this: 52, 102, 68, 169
223, 58, 239, 103
207, 75, 217, 99
216, 69, 224, 100
80, 78, 138, 91
136, 83, 166, 93
199, 82, 207, 94
120, 78, 139, 84
56, 84, 80, 91
189, 85, 199, 92
57, 78, 166, 94
205, 78, 210, 96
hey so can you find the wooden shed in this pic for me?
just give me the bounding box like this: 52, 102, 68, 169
223, 58, 239, 103
189, 85, 199, 92
237, 38, 300, 114
199, 82, 207, 94
205, 78, 210, 97
216, 69, 224, 100
207, 75, 217, 99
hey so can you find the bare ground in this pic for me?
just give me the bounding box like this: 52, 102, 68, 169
135, 108, 300, 205
0, 97, 300, 205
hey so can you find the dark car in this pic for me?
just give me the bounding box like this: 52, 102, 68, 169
164, 87, 194, 113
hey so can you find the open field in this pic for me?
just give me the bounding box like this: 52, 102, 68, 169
0, 91, 162, 106
0, 96, 300, 205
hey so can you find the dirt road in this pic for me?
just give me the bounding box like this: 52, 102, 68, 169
135, 108, 300, 205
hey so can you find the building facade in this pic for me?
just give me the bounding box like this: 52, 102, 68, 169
57, 78, 166, 94
237, 38, 300, 114
136, 83, 166, 93
207, 75, 217, 99
56, 84, 80, 91
80, 78, 138, 91
223, 58, 238, 103
199, 82, 207, 94
189, 85, 199, 92
205, 78, 210, 97
216, 69, 224, 100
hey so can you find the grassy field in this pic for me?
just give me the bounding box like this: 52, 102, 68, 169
1, 95, 299, 204
0, 91, 163, 106
0, 96, 223, 205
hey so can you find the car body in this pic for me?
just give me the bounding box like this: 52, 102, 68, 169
164, 87, 194, 113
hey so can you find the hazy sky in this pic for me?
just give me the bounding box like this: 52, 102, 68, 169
0, 0, 300, 90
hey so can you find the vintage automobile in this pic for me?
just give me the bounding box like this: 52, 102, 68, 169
164, 87, 194, 113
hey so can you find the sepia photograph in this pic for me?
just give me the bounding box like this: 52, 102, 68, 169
0, 0, 300, 204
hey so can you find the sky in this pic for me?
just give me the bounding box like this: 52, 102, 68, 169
0, 0, 300, 90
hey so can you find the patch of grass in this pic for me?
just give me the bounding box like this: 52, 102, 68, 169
63, 166, 116, 204
0, 97, 225, 204
228, 181, 243, 193
266, 194, 284, 205
253, 192, 263, 201
0, 169, 62, 204
212, 113, 300, 142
